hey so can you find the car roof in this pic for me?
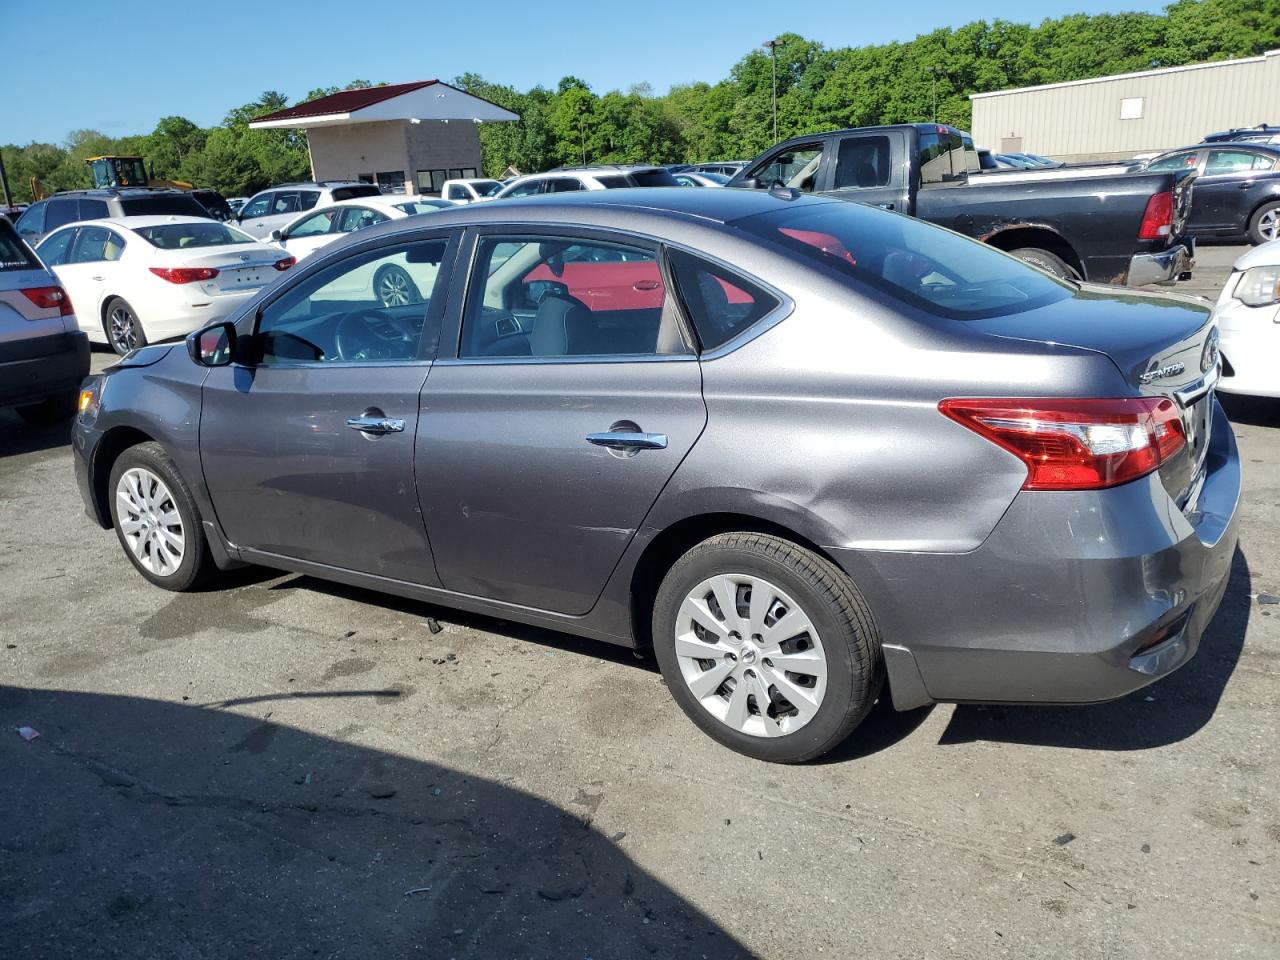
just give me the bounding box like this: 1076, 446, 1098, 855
47, 215, 239, 232
261, 181, 372, 191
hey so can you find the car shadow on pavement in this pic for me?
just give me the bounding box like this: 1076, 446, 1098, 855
0, 411, 72, 458
0, 684, 753, 959
1220, 394, 1280, 429
937, 548, 1252, 751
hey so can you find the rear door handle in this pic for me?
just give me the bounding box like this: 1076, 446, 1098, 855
346, 416, 405, 435
1238, 181, 1255, 189
586, 431, 668, 450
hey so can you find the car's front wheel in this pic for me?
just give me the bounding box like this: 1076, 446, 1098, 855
373, 265, 421, 307
108, 442, 214, 592
652, 532, 882, 763
104, 297, 147, 356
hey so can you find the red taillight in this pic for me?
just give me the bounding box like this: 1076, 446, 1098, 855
20, 285, 74, 317
274, 256, 296, 271
1137, 191, 1174, 240
939, 397, 1187, 490
150, 266, 219, 284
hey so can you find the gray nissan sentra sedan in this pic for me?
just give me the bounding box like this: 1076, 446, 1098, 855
72, 188, 1241, 763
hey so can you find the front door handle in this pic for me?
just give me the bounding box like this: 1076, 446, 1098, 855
346, 415, 405, 435
586, 431, 668, 450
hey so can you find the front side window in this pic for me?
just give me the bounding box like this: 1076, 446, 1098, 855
286, 209, 339, 238
459, 235, 689, 359
733, 201, 1072, 321
255, 238, 451, 365
833, 136, 892, 189
748, 144, 824, 192
240, 194, 272, 218
668, 249, 780, 351
35, 228, 75, 267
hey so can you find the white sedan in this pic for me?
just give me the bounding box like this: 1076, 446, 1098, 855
1212, 239, 1280, 398
271, 196, 454, 263
35, 217, 293, 355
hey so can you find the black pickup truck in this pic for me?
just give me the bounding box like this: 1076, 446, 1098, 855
728, 124, 1196, 286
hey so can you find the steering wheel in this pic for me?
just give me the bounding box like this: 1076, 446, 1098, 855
334, 308, 417, 362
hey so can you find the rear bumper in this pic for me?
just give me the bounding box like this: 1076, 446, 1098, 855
1127, 239, 1195, 287
0, 332, 90, 408
833, 398, 1241, 709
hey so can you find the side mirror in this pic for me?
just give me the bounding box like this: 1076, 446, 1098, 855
735, 177, 761, 190
270, 228, 284, 242
186, 321, 236, 367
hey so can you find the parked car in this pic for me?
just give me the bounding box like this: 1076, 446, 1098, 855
729, 123, 1197, 285
227, 197, 248, 215
2, 203, 29, 222
1007, 152, 1062, 168
1212, 239, 1280, 397
233, 181, 382, 239
494, 165, 679, 199
673, 172, 730, 187
1202, 124, 1280, 146
271, 195, 455, 264
35, 217, 293, 355
191, 189, 233, 222
1140, 143, 1280, 244
0, 217, 89, 424
441, 178, 504, 203
72, 188, 1238, 763
13, 188, 211, 246
690, 162, 747, 177
665, 163, 697, 174
976, 148, 1014, 171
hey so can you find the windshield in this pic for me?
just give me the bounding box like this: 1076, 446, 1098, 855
733, 201, 1073, 320
134, 222, 256, 249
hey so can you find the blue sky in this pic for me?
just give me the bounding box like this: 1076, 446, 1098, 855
2, 0, 1170, 144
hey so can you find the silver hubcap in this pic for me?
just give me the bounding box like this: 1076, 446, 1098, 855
378, 270, 411, 306
109, 306, 138, 352
1260, 208, 1278, 241
116, 468, 185, 576
674, 574, 827, 738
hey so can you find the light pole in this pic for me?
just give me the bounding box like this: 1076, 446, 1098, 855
763, 38, 782, 144
930, 65, 940, 122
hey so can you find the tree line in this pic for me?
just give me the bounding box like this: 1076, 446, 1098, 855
3, 0, 1276, 203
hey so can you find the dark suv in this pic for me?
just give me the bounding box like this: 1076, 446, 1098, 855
14, 189, 211, 246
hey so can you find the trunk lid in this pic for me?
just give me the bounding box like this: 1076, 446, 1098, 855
160, 245, 285, 294
964, 286, 1219, 509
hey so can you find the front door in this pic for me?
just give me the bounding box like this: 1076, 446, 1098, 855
417, 229, 707, 615
199, 233, 456, 584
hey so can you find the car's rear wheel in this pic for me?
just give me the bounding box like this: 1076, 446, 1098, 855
652, 532, 882, 763
108, 442, 214, 592
104, 298, 147, 356
15, 392, 78, 425
1010, 247, 1078, 280
1248, 201, 1280, 245
373, 265, 420, 307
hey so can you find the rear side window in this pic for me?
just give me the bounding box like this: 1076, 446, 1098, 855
833, 136, 892, 189
545, 178, 583, 193
733, 201, 1072, 321
46, 199, 80, 231
119, 194, 208, 218
668, 248, 780, 351
595, 175, 630, 188
79, 198, 109, 219
299, 191, 320, 210
0, 220, 40, 271
918, 130, 966, 184
627, 169, 679, 187
331, 185, 382, 201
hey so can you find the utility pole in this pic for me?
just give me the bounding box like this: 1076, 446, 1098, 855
763, 38, 782, 144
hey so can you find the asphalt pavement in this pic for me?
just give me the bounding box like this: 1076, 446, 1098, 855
1, 245, 1276, 959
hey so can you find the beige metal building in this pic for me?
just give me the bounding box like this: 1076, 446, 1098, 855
250, 80, 518, 195
970, 49, 1280, 163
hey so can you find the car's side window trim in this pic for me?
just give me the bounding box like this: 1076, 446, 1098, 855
437, 223, 697, 365
237, 228, 462, 369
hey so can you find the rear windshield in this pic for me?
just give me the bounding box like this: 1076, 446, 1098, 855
733, 202, 1072, 320
331, 185, 382, 201
628, 169, 679, 187
0, 220, 39, 271
134, 222, 255, 249
119, 194, 209, 218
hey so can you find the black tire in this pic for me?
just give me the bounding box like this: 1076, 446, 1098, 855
1009, 247, 1077, 280
103, 297, 147, 356
652, 532, 882, 763
107, 441, 214, 592
1247, 200, 1280, 246
15, 392, 78, 425
372, 265, 421, 308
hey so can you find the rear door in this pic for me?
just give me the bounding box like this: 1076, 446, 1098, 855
416, 228, 707, 615
825, 130, 910, 211
1198, 149, 1277, 231
199, 232, 458, 583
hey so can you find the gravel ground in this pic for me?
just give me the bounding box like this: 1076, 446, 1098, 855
1, 245, 1276, 959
